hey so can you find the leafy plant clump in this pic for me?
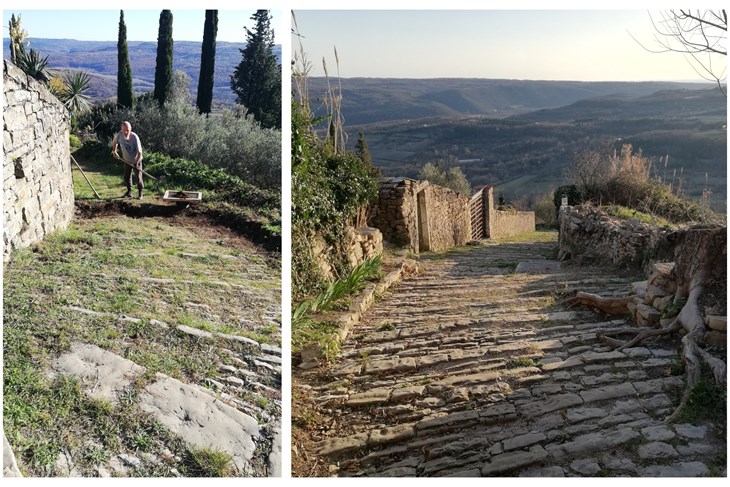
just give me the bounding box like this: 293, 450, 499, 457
292, 256, 381, 362
292, 100, 379, 299
671, 374, 727, 431
292, 256, 381, 326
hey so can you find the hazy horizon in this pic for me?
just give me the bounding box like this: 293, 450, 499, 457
293, 10, 727, 83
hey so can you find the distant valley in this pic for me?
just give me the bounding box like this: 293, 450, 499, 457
3, 37, 282, 105
303, 77, 727, 211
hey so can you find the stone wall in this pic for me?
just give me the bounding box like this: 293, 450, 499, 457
557, 204, 674, 270
3, 60, 74, 260
483, 186, 536, 239
370, 178, 471, 253
311, 226, 384, 282
369, 178, 421, 251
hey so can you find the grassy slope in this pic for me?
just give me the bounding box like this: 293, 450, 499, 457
4, 159, 281, 477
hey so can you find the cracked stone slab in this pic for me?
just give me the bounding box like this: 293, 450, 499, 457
638, 462, 710, 477
546, 427, 640, 457
638, 441, 679, 460
673, 423, 708, 440
580, 382, 636, 404
641, 425, 676, 442
364, 357, 417, 374
138, 373, 262, 472
368, 424, 416, 446
391, 385, 426, 403
520, 392, 583, 417
268, 426, 282, 477
347, 388, 392, 406
503, 432, 546, 451
566, 407, 605, 423
52, 343, 145, 402
316, 433, 370, 456
542, 356, 583, 371
481, 445, 547, 476
570, 458, 601, 475
515, 260, 562, 274
435, 371, 501, 387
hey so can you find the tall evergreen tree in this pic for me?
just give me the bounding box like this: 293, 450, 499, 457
230, 10, 281, 129
153, 10, 174, 106
356, 132, 371, 165
117, 10, 134, 108
196, 10, 218, 115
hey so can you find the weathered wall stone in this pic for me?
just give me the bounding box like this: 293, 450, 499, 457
3, 60, 73, 260
311, 226, 384, 283
370, 178, 471, 253
557, 204, 674, 270
483, 186, 535, 239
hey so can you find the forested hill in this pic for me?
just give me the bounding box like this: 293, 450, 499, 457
305, 77, 714, 125
2, 37, 283, 105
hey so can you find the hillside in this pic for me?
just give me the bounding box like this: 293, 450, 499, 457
341, 85, 726, 211
3, 37, 283, 104
305, 77, 714, 125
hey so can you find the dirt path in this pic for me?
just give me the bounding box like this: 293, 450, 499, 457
4, 208, 281, 477
293, 234, 724, 477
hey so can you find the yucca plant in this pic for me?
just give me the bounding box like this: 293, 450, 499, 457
17, 48, 51, 83
292, 255, 382, 326
59, 70, 93, 114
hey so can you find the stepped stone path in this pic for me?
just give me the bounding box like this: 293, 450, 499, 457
299, 238, 724, 477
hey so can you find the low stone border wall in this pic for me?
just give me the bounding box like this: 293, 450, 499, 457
558, 204, 674, 270
298, 256, 418, 369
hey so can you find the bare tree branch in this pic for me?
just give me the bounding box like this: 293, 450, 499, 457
633, 10, 726, 96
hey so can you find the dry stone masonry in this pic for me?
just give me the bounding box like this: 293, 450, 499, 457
557, 204, 672, 269
370, 178, 472, 253
370, 179, 535, 254
3, 60, 74, 260
480, 185, 536, 240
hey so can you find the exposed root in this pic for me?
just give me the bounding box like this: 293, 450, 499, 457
572, 292, 634, 316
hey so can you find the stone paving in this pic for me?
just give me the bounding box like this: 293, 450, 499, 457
297, 239, 725, 477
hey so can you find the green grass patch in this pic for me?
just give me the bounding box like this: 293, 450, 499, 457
4, 211, 280, 476
604, 205, 673, 227
671, 375, 727, 429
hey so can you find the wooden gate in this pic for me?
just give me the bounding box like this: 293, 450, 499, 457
470, 187, 486, 240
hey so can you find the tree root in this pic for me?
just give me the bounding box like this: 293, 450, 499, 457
586, 285, 726, 424
572, 292, 634, 316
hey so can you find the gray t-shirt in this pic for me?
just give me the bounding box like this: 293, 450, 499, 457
113, 131, 143, 163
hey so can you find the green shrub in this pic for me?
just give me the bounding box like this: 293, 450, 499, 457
291, 99, 379, 299
69, 134, 82, 151
76, 79, 280, 190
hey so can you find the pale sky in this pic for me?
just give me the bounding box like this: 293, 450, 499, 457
2, 6, 283, 44
292, 8, 727, 82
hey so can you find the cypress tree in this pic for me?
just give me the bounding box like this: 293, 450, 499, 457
356, 132, 371, 165
230, 10, 281, 129
196, 10, 218, 115
117, 10, 134, 108
153, 9, 174, 106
